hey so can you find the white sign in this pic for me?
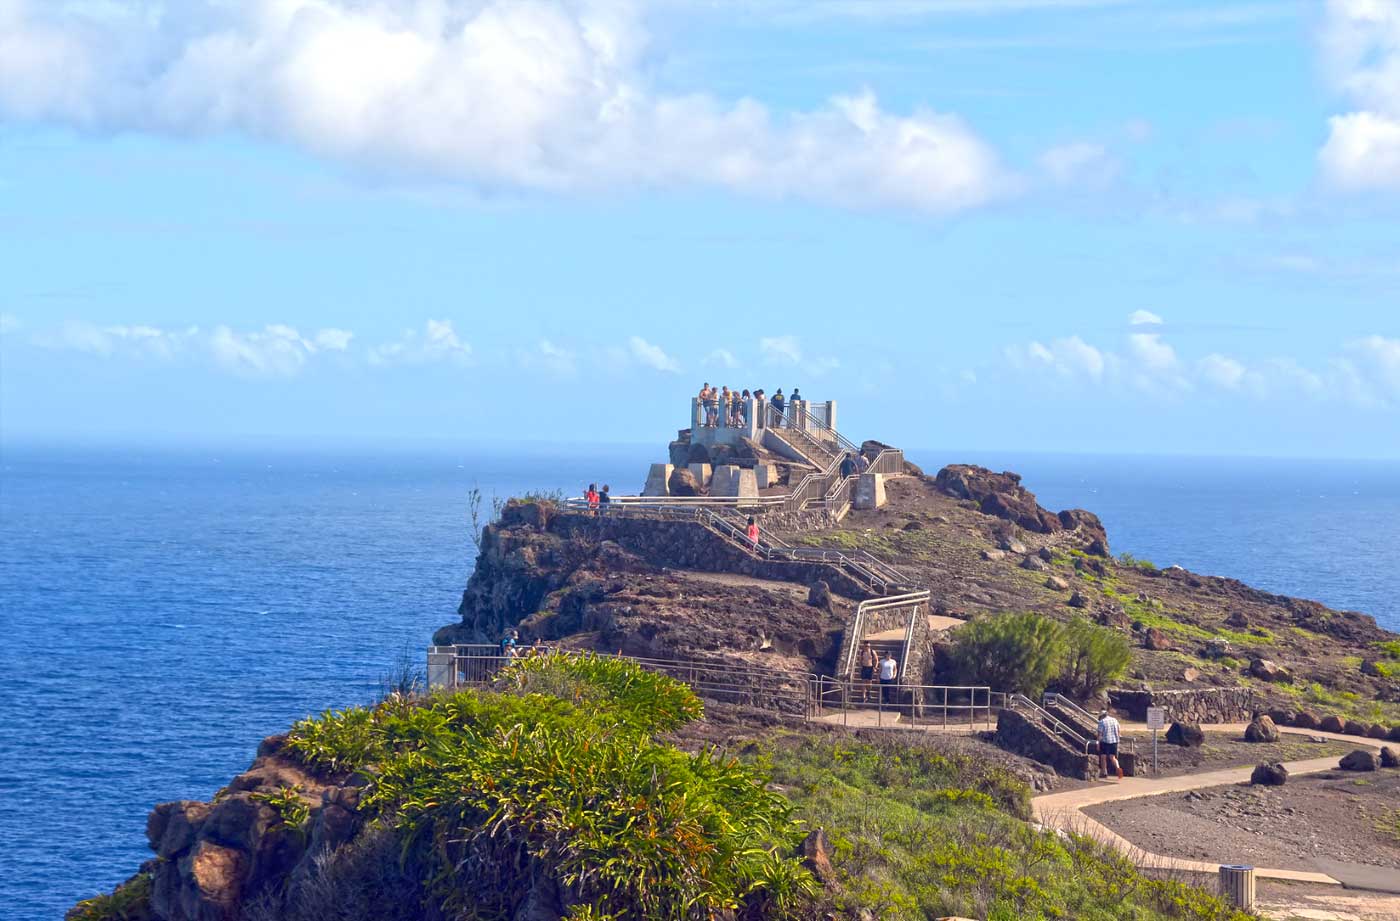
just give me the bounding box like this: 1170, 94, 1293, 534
1146, 706, 1166, 731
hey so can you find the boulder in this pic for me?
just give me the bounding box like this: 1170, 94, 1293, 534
800, 828, 837, 888
981, 548, 1008, 562
1268, 708, 1297, 726
686, 443, 711, 465
1038, 546, 1056, 562
999, 537, 1028, 554
1390, 726, 1400, 742
1360, 659, 1384, 677
1250, 762, 1288, 786
1068, 591, 1090, 609
1166, 722, 1205, 748
1293, 710, 1319, 730
1319, 715, 1345, 733
1181, 667, 1201, 683
807, 581, 833, 610
1244, 715, 1281, 743
1338, 749, 1379, 772
1019, 555, 1048, 572
1344, 720, 1368, 738
667, 467, 705, 497
1225, 610, 1250, 628
1248, 658, 1292, 683
1058, 508, 1110, 553
1381, 747, 1399, 768
1143, 628, 1173, 651
1202, 639, 1232, 660
1045, 575, 1070, 591
933, 465, 1065, 534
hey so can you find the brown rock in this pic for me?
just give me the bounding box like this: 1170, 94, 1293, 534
1068, 591, 1089, 609
1250, 762, 1288, 785
1181, 667, 1201, 683
1143, 627, 1173, 651
186, 840, 247, 912
1248, 658, 1292, 683
1381, 747, 1399, 768
667, 467, 705, 497
202, 794, 272, 851
1367, 723, 1389, 740
1338, 749, 1379, 772
1225, 610, 1249, 628
1244, 715, 1280, 743
154, 802, 210, 859
800, 828, 837, 888
1020, 555, 1048, 572
1294, 711, 1319, 730
1319, 715, 1345, 733
1045, 575, 1070, 591
1166, 722, 1205, 748
807, 580, 833, 610
1389, 725, 1400, 742
1344, 720, 1368, 737
1359, 659, 1384, 677
981, 548, 1008, 562
934, 465, 1065, 534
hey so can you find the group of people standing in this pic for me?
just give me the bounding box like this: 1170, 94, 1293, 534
697, 382, 802, 428
583, 483, 611, 514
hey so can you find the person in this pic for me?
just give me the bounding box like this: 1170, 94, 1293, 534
771, 388, 786, 426
854, 452, 870, 474
789, 387, 803, 429
499, 629, 519, 659
703, 383, 718, 427
598, 484, 611, 514
719, 386, 731, 426
745, 516, 760, 549
586, 483, 599, 515
840, 452, 856, 479
1097, 709, 1123, 780
738, 389, 751, 426
860, 645, 878, 702
878, 651, 899, 706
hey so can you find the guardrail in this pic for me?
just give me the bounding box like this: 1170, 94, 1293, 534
1009, 693, 1097, 756
838, 590, 932, 678
1041, 693, 1138, 758
814, 678, 1000, 730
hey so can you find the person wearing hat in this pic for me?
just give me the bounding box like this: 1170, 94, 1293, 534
1097, 708, 1123, 780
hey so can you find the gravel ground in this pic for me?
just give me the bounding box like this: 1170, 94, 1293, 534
1085, 770, 1400, 872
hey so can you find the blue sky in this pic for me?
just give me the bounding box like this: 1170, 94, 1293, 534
1, 0, 1399, 458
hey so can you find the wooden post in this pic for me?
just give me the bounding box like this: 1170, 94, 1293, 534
1218, 866, 1255, 910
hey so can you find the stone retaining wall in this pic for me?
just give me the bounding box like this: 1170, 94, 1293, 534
995, 708, 1094, 779
1108, 687, 1255, 723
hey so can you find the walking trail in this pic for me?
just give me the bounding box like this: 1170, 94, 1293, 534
1032, 723, 1389, 887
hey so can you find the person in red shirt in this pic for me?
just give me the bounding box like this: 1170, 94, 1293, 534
745, 516, 760, 549
586, 483, 599, 515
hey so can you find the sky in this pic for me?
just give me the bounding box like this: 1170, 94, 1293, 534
1, 0, 1399, 459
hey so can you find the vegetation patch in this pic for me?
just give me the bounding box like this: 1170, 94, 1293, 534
762, 735, 1251, 921
944, 612, 1130, 698
67, 872, 152, 921
284, 654, 813, 920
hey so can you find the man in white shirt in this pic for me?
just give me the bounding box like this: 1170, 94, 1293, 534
1097, 709, 1123, 780
878, 651, 899, 706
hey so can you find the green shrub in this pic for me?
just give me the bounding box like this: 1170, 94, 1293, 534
1054, 618, 1132, 699
249, 785, 310, 830
67, 873, 152, 921
1376, 640, 1400, 661
946, 613, 1068, 697
1117, 552, 1158, 572
284, 654, 812, 921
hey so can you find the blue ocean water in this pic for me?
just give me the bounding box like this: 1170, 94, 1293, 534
1, 445, 1397, 919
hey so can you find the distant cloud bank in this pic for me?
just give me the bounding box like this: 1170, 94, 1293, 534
1319, 0, 1400, 190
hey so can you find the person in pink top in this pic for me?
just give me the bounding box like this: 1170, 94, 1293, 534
745, 516, 760, 549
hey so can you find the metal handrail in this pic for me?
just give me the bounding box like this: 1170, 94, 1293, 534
1010, 693, 1095, 756
768, 407, 861, 456
1042, 693, 1138, 758
814, 678, 997, 731
838, 590, 932, 679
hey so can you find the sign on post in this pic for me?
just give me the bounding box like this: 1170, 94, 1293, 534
1146, 706, 1166, 774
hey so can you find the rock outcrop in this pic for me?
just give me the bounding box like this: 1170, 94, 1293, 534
1166, 722, 1205, 748
1244, 715, 1280, 743
1250, 762, 1288, 785
932, 465, 1108, 552
1339, 749, 1379, 772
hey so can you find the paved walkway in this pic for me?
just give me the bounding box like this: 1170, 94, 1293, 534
1032, 725, 1387, 887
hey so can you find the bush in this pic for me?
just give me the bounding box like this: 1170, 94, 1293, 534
66, 873, 152, 921
946, 613, 1067, 697
283, 654, 813, 921
1054, 619, 1132, 699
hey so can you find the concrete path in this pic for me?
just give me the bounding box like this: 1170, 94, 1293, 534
1032, 725, 1388, 887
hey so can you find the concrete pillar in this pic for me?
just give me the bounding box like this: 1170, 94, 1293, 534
826, 400, 837, 432
754, 463, 779, 489
853, 473, 886, 510
690, 398, 703, 431
643, 463, 673, 497
711, 465, 758, 499
687, 463, 712, 487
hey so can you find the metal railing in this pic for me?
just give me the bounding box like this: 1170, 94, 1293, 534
838, 590, 932, 678
559, 499, 912, 594
1009, 693, 1097, 756
814, 678, 999, 730
1041, 693, 1137, 758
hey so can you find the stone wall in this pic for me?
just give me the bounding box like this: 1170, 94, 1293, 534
1108, 687, 1255, 723
757, 507, 836, 532
995, 708, 1094, 779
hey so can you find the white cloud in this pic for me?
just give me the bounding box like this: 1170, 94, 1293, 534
0, 313, 21, 334
0, 0, 1011, 214
314, 327, 354, 351
34, 320, 199, 359
1346, 334, 1400, 404
1127, 332, 1177, 371
367, 319, 470, 367
1038, 142, 1119, 187
516, 339, 577, 377
705, 348, 739, 369
1198, 353, 1246, 389
1006, 335, 1107, 379
1128, 309, 1163, 326
626, 336, 680, 373
1318, 0, 1400, 189
760, 335, 804, 365
209, 324, 319, 377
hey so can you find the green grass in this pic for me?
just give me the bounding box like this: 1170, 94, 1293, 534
67, 873, 152, 921
761, 735, 1252, 921
1376, 809, 1400, 845
1376, 640, 1400, 661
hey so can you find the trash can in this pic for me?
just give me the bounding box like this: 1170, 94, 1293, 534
1218, 865, 1255, 910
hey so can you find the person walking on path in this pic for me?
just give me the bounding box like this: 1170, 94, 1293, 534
745, 516, 760, 550
1097, 709, 1124, 780
878, 650, 899, 706
771, 389, 786, 426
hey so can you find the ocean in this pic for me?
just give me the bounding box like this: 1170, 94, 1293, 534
1, 444, 1397, 919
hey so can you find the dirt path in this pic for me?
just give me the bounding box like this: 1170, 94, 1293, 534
678, 570, 847, 602
1031, 725, 1389, 887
